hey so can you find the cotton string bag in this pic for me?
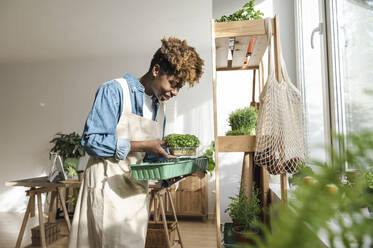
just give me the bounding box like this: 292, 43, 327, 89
254, 18, 307, 175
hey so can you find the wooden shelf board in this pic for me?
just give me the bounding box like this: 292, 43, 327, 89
216, 135, 256, 153
216, 65, 259, 71
214, 19, 269, 38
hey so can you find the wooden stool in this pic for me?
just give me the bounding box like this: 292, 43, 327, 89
148, 185, 184, 248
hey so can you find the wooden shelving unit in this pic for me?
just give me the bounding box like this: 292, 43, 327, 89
212, 15, 286, 248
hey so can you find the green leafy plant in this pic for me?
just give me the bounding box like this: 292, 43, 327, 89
66, 194, 77, 205
164, 134, 200, 148
225, 185, 261, 232
226, 107, 258, 136
50, 132, 85, 159
202, 141, 215, 174
216, 1, 264, 23
288, 163, 313, 186
363, 170, 373, 189
50, 132, 85, 177
246, 132, 373, 248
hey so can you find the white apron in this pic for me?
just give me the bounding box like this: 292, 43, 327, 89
69, 78, 164, 248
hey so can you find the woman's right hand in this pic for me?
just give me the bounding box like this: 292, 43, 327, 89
130, 140, 177, 159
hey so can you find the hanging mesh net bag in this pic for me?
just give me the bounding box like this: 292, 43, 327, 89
254, 18, 308, 175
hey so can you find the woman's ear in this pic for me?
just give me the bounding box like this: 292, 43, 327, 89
152, 64, 160, 78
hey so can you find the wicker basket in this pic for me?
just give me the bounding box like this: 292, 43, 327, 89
168, 147, 197, 156
145, 221, 176, 248
179, 171, 203, 191
31, 222, 59, 246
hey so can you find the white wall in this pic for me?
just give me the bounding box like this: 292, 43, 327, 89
0, 0, 297, 224
0, 0, 214, 214
212, 0, 297, 222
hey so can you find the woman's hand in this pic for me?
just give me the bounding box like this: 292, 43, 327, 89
130, 140, 177, 159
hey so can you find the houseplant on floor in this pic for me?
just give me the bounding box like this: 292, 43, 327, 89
164, 134, 200, 156
226, 106, 258, 136
50, 132, 85, 179
225, 185, 261, 244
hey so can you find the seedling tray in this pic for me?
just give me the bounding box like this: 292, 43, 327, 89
130, 157, 208, 180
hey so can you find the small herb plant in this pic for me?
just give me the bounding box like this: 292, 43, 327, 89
225, 185, 261, 232
50, 132, 85, 177
226, 106, 258, 136
164, 134, 200, 148
216, 1, 264, 23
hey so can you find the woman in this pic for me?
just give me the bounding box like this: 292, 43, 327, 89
68, 37, 204, 248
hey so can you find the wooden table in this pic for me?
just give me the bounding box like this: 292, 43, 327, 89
5, 177, 81, 248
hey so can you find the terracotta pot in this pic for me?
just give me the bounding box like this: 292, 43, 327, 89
345, 169, 362, 184
232, 226, 257, 245
78, 170, 84, 181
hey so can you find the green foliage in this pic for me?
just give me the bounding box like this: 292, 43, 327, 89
225, 185, 261, 232
363, 170, 373, 189
202, 141, 215, 174
245, 132, 373, 248
226, 107, 258, 136
164, 134, 200, 148
65, 165, 78, 177
66, 194, 77, 205
64, 157, 80, 177
50, 132, 85, 160
288, 164, 314, 186
226, 127, 256, 136
50, 132, 85, 178
216, 1, 264, 23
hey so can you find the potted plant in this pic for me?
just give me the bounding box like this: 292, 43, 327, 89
202, 141, 215, 175
225, 185, 261, 244
164, 134, 200, 156
50, 132, 85, 179
216, 1, 264, 57
226, 106, 258, 136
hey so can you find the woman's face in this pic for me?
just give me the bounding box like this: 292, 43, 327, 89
151, 65, 180, 101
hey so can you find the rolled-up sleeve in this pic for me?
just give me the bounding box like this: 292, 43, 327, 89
81, 81, 131, 160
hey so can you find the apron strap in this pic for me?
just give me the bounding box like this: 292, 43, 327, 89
115, 78, 133, 115
158, 102, 165, 130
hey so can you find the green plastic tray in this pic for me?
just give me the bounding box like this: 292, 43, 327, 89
130, 157, 208, 180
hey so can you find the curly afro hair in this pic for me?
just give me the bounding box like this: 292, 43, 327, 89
149, 37, 204, 87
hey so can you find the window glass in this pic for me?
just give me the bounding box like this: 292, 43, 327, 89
339, 1, 373, 134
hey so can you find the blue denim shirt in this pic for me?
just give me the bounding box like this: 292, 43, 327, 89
81, 73, 165, 160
